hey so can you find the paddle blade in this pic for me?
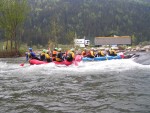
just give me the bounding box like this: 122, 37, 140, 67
20, 63, 24, 66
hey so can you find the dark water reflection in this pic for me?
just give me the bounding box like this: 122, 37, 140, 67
0, 57, 150, 113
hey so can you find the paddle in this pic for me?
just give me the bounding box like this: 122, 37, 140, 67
106, 55, 108, 60
20, 53, 29, 66
20, 60, 28, 66
20, 63, 24, 66
20, 55, 29, 66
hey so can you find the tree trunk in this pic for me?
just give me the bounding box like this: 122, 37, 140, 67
6, 39, 8, 51
10, 36, 13, 52
14, 31, 17, 52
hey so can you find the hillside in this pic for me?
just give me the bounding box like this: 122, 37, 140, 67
2, 0, 150, 46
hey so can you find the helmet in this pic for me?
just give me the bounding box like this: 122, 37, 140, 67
58, 48, 62, 52
46, 50, 49, 53
91, 47, 94, 50
29, 48, 32, 51
71, 48, 75, 52
54, 48, 58, 51
105, 48, 109, 51
43, 49, 46, 53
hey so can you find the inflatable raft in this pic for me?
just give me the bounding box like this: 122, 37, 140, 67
29, 55, 82, 66
29, 59, 74, 66
29, 59, 48, 65
82, 55, 122, 61
53, 60, 73, 66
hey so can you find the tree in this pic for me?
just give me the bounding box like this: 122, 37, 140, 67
50, 17, 62, 47
65, 31, 75, 45
131, 34, 137, 45
0, 0, 29, 51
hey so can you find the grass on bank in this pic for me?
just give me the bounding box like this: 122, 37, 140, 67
2, 40, 150, 58
0, 41, 79, 57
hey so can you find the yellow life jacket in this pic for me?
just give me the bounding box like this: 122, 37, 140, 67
109, 50, 117, 56
112, 50, 117, 55
90, 51, 95, 57
56, 52, 63, 62
71, 52, 75, 59
56, 58, 61, 62
45, 53, 50, 59
41, 52, 45, 56
98, 51, 105, 56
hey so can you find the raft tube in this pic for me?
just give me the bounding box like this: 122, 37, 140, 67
82, 55, 122, 61
29, 59, 49, 65
53, 60, 73, 66
29, 55, 83, 66
29, 59, 73, 66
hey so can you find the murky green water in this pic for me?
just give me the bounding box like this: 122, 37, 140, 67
0, 57, 150, 113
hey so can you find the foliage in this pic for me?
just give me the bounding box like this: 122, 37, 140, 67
139, 41, 150, 46
1, 0, 150, 47
0, 0, 29, 51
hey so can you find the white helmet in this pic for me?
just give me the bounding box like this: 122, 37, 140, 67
58, 48, 62, 52
91, 47, 94, 50
71, 48, 75, 52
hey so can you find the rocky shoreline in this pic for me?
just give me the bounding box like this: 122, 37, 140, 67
126, 45, 150, 52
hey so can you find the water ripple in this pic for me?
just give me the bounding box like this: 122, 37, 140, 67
0, 57, 150, 113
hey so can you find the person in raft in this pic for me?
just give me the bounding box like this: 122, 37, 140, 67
86, 48, 95, 58
52, 48, 58, 61
96, 49, 106, 57
56, 48, 64, 62
26, 48, 40, 61
107, 49, 117, 56
81, 48, 87, 57
66, 48, 75, 62
40, 49, 52, 62
40, 49, 46, 61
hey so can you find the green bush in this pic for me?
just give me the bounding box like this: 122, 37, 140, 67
139, 41, 150, 46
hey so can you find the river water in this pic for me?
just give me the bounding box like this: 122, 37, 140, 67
0, 53, 150, 113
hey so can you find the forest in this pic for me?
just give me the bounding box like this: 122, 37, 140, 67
1, 0, 150, 48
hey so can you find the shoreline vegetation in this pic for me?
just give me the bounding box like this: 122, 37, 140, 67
0, 44, 150, 58
0, 50, 22, 58
1, 1, 150, 59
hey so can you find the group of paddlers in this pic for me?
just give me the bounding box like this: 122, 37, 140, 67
26, 47, 76, 63
81, 47, 117, 58
25, 47, 119, 63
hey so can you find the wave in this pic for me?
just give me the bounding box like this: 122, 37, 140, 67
0, 58, 149, 77
134, 52, 150, 65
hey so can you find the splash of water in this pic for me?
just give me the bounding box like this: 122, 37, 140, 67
0, 59, 150, 77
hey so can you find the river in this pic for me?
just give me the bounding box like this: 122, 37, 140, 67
0, 53, 150, 113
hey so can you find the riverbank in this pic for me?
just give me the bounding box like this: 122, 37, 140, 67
1, 45, 150, 58
0, 50, 22, 58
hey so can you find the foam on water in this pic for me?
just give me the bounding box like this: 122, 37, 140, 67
1, 59, 150, 77
0, 58, 150, 113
